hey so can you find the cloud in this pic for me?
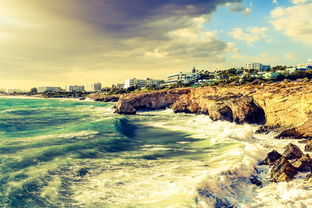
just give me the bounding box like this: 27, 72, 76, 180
0, 0, 244, 88
272, 0, 279, 4
271, 3, 312, 46
225, 2, 252, 15
230, 27, 268, 44
291, 0, 311, 4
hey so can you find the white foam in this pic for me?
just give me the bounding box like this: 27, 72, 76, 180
137, 110, 312, 207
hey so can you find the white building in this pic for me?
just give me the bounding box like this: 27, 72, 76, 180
66, 85, 85, 92
37, 86, 62, 93
245, 63, 271, 71
166, 71, 200, 85
124, 78, 160, 89
85, 83, 102, 92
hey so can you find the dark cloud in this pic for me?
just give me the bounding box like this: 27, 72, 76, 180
0, 0, 243, 88
71, 0, 242, 35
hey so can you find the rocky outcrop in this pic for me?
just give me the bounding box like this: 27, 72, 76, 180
115, 88, 190, 114
305, 141, 312, 152
291, 154, 312, 172
270, 157, 297, 182
282, 143, 303, 160
87, 94, 120, 102
262, 143, 312, 182
261, 150, 282, 165
115, 81, 312, 138
172, 93, 266, 124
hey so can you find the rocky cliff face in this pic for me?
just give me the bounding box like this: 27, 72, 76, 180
115, 80, 312, 138
114, 88, 190, 114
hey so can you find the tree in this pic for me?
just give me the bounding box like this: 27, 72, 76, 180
29, 87, 38, 94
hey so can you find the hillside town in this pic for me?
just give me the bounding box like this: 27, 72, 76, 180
1, 60, 312, 96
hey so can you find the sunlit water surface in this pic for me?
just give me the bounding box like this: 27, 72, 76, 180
0, 98, 311, 208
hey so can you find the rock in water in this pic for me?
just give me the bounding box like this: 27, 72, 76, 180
261, 150, 282, 165
270, 157, 297, 182
114, 102, 136, 115
306, 173, 312, 183
292, 154, 312, 172
282, 143, 303, 160
305, 141, 312, 152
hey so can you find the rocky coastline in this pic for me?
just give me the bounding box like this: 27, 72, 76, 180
114, 80, 312, 139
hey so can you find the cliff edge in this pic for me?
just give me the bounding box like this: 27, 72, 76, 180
115, 80, 312, 138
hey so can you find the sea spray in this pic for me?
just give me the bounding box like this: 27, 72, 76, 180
0, 98, 311, 207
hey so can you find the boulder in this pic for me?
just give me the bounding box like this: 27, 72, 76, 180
114, 102, 136, 115
305, 141, 312, 152
261, 150, 282, 166
291, 154, 312, 172
270, 157, 297, 182
282, 143, 303, 160
306, 173, 312, 183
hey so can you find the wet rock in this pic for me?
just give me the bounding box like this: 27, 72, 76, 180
260, 150, 282, 166
305, 173, 312, 183
270, 157, 297, 182
77, 168, 89, 177
95, 96, 119, 102
256, 125, 281, 134
250, 175, 263, 187
305, 141, 312, 152
114, 102, 137, 115
292, 154, 312, 172
282, 143, 303, 160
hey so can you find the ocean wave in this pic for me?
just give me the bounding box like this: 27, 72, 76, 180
136, 110, 312, 207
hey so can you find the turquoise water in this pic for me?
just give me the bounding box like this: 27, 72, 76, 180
0, 98, 228, 208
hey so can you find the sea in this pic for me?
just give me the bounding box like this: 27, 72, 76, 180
0, 97, 311, 208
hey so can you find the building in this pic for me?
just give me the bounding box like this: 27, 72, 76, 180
37, 86, 62, 93
166, 69, 200, 85
124, 78, 160, 89
66, 85, 85, 92
116, 84, 125, 89
245, 63, 271, 71
85, 82, 102, 92
263, 72, 280, 80
112, 84, 125, 89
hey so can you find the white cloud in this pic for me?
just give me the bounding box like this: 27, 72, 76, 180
272, 0, 278, 4
230, 27, 268, 44
271, 3, 312, 46
292, 0, 311, 4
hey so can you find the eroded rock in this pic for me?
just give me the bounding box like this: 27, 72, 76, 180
282, 143, 303, 160
292, 154, 312, 172
305, 141, 312, 152
270, 157, 297, 182
261, 150, 282, 166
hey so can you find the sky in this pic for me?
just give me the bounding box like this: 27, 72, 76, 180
0, 0, 312, 89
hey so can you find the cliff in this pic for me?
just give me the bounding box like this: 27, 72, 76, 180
87, 93, 120, 102
115, 80, 312, 138
114, 88, 190, 114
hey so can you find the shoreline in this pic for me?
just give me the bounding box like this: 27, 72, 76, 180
113, 80, 312, 139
